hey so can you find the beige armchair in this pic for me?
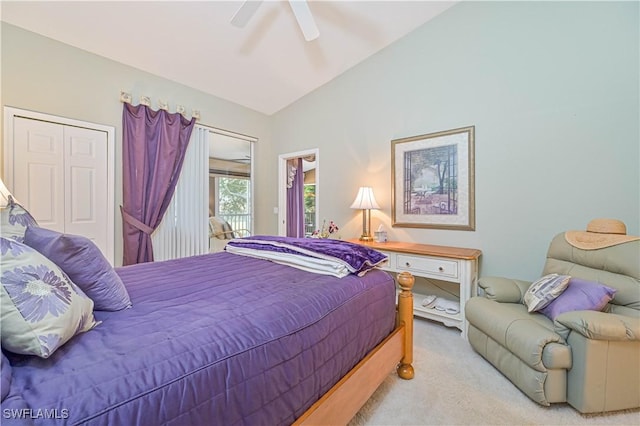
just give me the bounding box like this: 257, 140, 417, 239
465, 221, 640, 413
209, 216, 250, 252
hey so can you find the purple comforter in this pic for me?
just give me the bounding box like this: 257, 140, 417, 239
1, 252, 395, 425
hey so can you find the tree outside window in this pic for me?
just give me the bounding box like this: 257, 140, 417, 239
304, 184, 316, 235
217, 177, 251, 231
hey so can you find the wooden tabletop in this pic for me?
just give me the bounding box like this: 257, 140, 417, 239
347, 239, 482, 260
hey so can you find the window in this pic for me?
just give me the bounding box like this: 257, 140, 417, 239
216, 176, 251, 233
304, 183, 316, 235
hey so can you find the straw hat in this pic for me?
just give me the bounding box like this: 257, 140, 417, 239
565, 218, 640, 250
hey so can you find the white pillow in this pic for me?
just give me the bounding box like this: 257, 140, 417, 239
523, 273, 571, 313
0, 237, 98, 358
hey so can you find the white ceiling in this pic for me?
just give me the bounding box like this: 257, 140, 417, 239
1, 1, 456, 115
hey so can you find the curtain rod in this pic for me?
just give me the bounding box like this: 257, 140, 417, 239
119, 90, 200, 121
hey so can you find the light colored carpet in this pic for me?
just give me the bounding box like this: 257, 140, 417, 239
349, 318, 640, 426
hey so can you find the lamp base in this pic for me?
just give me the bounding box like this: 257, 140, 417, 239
359, 235, 374, 242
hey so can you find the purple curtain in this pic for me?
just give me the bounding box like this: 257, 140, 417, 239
286, 158, 305, 237
121, 103, 196, 265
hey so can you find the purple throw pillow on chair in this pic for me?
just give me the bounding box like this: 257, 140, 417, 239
24, 227, 132, 311
539, 277, 616, 321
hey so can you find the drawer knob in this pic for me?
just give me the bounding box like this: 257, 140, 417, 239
405, 262, 411, 267
438, 266, 444, 272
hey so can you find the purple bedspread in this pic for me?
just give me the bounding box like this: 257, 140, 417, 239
2, 252, 395, 425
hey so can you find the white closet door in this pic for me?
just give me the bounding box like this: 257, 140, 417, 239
14, 117, 65, 232
12, 117, 109, 257
64, 126, 109, 252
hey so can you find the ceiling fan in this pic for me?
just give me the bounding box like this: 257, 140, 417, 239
231, 0, 320, 42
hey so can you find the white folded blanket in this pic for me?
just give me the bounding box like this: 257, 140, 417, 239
225, 244, 351, 278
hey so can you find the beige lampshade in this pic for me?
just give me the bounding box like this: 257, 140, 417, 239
350, 187, 380, 210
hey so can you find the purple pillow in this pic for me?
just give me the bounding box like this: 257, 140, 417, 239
1, 352, 11, 402
24, 227, 131, 311
539, 277, 616, 321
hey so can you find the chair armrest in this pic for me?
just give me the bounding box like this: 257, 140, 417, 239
554, 310, 640, 341
477, 276, 531, 303
465, 297, 568, 371
211, 229, 251, 239
211, 230, 235, 239
233, 229, 251, 238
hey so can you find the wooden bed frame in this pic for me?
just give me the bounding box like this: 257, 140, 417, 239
295, 271, 415, 425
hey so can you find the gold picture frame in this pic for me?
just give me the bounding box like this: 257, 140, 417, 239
391, 126, 475, 230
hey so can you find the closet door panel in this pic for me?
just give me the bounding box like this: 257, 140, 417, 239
65, 126, 109, 256
13, 117, 65, 231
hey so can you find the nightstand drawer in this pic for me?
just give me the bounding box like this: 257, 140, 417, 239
375, 250, 395, 270
396, 254, 458, 279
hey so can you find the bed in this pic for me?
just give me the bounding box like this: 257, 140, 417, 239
1, 219, 414, 426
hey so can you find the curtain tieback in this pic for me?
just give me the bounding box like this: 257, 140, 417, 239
120, 206, 154, 235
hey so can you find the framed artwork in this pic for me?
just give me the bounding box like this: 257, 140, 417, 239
391, 126, 475, 230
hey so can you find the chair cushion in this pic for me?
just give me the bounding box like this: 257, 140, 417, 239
544, 233, 640, 309
209, 217, 234, 240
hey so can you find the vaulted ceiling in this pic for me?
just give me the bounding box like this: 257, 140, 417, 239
1, 1, 456, 115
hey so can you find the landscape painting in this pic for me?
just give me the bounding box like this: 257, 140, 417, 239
391, 126, 475, 230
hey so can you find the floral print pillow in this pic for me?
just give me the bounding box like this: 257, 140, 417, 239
0, 196, 38, 243
0, 237, 98, 358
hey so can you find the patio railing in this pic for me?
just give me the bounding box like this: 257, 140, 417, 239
218, 213, 252, 235
305, 212, 316, 236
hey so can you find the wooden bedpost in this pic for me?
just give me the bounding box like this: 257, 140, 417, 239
396, 271, 414, 380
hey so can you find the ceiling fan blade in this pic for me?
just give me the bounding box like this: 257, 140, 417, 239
288, 0, 319, 41
231, 1, 263, 28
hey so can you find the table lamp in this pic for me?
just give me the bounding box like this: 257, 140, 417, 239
350, 187, 380, 242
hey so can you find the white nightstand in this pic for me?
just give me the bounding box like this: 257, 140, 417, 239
349, 240, 481, 339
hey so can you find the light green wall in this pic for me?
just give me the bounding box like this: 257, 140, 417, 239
3, 2, 638, 279
1, 23, 272, 265
269, 1, 640, 280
